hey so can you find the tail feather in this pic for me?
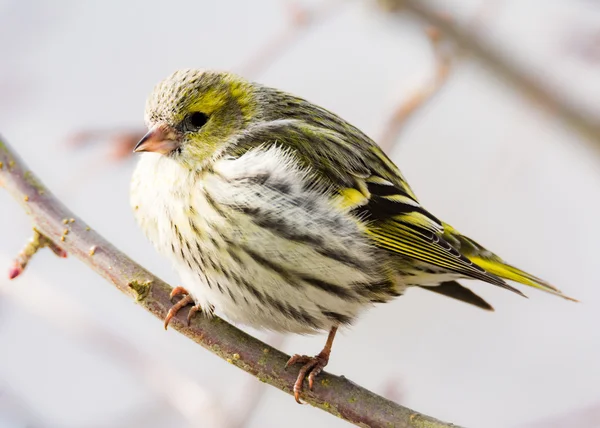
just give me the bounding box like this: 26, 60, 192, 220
420, 281, 494, 311
469, 256, 578, 302
441, 222, 577, 302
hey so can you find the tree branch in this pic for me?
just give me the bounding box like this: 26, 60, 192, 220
378, 26, 453, 152
0, 137, 461, 427
378, 0, 600, 149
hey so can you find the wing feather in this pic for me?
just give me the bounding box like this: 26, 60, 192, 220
223, 114, 533, 298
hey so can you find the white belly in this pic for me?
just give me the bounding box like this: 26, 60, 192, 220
131, 149, 397, 333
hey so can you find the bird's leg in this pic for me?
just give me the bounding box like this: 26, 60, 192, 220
164, 286, 202, 329
285, 326, 338, 404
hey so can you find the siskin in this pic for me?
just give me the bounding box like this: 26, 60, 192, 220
131, 69, 575, 403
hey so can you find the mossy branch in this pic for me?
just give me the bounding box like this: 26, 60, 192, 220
0, 137, 461, 428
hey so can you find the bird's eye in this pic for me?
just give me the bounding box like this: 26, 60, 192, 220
185, 112, 209, 130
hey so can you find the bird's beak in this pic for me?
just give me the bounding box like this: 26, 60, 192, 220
133, 125, 181, 155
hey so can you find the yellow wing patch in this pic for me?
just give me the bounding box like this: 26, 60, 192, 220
335, 187, 369, 210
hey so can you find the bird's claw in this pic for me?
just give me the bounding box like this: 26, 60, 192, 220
286, 352, 330, 404
170, 286, 188, 301
164, 287, 202, 329
187, 304, 202, 325
164, 294, 193, 329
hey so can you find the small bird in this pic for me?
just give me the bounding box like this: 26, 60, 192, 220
131, 69, 575, 403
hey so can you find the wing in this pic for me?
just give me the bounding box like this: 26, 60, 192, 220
224, 117, 523, 295
352, 168, 524, 294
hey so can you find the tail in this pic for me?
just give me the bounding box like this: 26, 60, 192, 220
420, 281, 495, 311
442, 223, 578, 302
468, 256, 577, 302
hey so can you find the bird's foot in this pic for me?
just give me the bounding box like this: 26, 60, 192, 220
164, 287, 201, 329
285, 351, 330, 404
170, 286, 188, 300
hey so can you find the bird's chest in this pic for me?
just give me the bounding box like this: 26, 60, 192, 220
132, 155, 188, 254
130, 154, 243, 310
131, 154, 218, 264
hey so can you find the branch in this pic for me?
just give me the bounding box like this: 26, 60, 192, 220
66, 0, 346, 161
378, 0, 600, 149
1, 260, 229, 427
378, 26, 453, 152
236, 0, 346, 77
0, 137, 461, 427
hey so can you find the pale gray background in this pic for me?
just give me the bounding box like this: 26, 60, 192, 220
1, 0, 599, 427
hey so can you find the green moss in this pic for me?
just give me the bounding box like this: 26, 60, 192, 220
320, 378, 331, 387
258, 354, 268, 366
127, 279, 152, 301
409, 413, 457, 428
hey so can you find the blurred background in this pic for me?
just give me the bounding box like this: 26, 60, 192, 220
1, 0, 599, 427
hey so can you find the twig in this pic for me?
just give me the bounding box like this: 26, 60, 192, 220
379, 0, 600, 149
236, 0, 346, 77
66, 129, 143, 160
67, 0, 347, 161
378, 26, 453, 152
8, 228, 67, 279
377, 0, 508, 152
0, 137, 461, 427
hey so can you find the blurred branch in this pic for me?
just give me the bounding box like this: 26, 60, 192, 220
67, 129, 142, 160
68, 0, 347, 161
0, 138, 461, 427
522, 402, 600, 428
237, 0, 346, 77
378, 26, 453, 151
0, 380, 47, 428
378, 0, 600, 148
0, 262, 228, 428
377, 0, 505, 152
563, 26, 600, 65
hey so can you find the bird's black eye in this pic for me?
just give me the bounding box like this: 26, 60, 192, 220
185, 112, 209, 130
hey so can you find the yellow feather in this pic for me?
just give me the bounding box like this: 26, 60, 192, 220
334, 187, 369, 210
468, 256, 578, 302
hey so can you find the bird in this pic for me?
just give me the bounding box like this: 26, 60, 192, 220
130, 69, 575, 403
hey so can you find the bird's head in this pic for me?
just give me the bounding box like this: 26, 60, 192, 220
135, 69, 258, 166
